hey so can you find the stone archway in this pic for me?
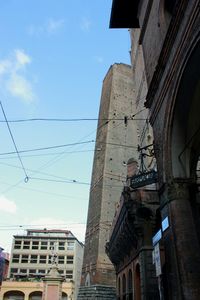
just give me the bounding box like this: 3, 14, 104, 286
162, 38, 200, 300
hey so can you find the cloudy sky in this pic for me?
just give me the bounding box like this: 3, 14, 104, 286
0, 0, 130, 251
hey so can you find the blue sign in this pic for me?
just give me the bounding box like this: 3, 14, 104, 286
162, 216, 169, 232
152, 229, 162, 246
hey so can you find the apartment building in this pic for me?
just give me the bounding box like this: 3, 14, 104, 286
7, 229, 84, 299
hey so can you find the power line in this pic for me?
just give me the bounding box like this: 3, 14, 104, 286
0, 222, 86, 228
0, 149, 97, 160
0, 101, 28, 181
0, 179, 87, 200
0, 108, 147, 123
28, 176, 125, 188
0, 140, 95, 156
0, 140, 137, 157
29, 176, 90, 185
0, 115, 147, 123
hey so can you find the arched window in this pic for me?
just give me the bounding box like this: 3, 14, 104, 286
3, 291, 25, 300
62, 292, 68, 300
117, 276, 121, 300
122, 274, 126, 300
128, 269, 133, 299
29, 291, 42, 300
134, 264, 141, 300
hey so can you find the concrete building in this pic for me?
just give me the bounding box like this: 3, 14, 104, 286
7, 229, 84, 299
110, 0, 200, 299
78, 63, 139, 299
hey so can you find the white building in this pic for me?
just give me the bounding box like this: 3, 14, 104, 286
8, 229, 84, 299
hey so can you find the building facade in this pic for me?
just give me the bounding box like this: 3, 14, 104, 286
106, 158, 160, 300
110, 0, 200, 299
0, 247, 9, 285
78, 63, 139, 299
0, 280, 71, 300
7, 229, 84, 299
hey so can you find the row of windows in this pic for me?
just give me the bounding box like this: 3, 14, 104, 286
10, 268, 73, 278
14, 240, 75, 251
12, 254, 74, 264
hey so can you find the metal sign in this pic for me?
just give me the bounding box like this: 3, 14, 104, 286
162, 216, 169, 232
130, 169, 158, 189
152, 229, 162, 247
154, 243, 162, 276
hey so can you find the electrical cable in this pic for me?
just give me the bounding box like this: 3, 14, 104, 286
0, 140, 95, 156
0, 108, 147, 123
0, 117, 145, 122
0, 101, 29, 181
0, 179, 87, 200
0, 149, 97, 160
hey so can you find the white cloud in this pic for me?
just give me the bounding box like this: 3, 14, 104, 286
7, 73, 34, 103
0, 49, 36, 103
15, 49, 31, 67
28, 18, 65, 36
0, 196, 17, 214
0, 59, 11, 75
29, 217, 86, 242
80, 17, 91, 32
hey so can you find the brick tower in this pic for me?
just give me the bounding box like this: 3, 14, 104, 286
78, 64, 138, 299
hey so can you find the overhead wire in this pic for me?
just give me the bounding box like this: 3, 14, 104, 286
0, 109, 144, 194
0, 140, 95, 156
0, 149, 98, 160
0, 179, 87, 200
0, 101, 29, 181
0, 117, 146, 122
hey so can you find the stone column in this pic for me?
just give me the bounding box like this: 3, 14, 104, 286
161, 178, 200, 300
42, 266, 64, 300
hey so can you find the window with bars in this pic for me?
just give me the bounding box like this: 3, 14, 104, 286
29, 269, 36, 275
32, 241, 39, 249
58, 242, 65, 250
39, 255, 46, 264
58, 256, 65, 264
41, 241, 48, 250
66, 270, 73, 279
12, 254, 20, 263
67, 255, 73, 264
30, 255, 37, 263
21, 255, 29, 263
67, 242, 74, 250
14, 240, 21, 249
23, 240, 30, 249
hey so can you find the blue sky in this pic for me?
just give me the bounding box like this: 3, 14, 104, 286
0, 0, 130, 251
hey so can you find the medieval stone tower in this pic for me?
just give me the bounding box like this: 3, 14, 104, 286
78, 63, 138, 299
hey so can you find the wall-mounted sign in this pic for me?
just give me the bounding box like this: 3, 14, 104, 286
162, 216, 169, 232
130, 170, 158, 189
152, 229, 162, 247
154, 243, 162, 276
